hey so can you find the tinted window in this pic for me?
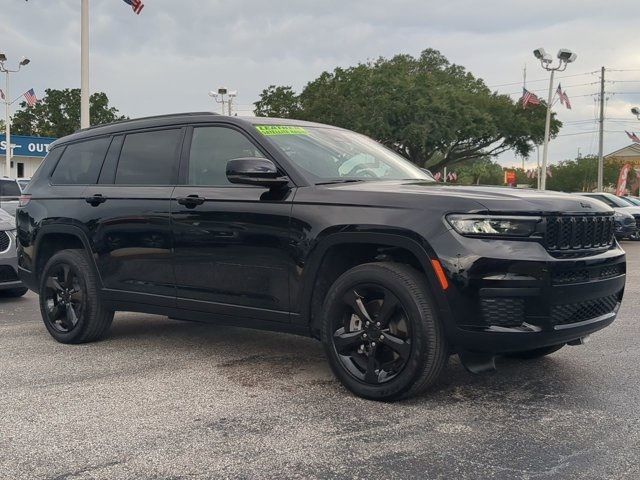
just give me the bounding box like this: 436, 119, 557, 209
188, 127, 264, 186
115, 129, 182, 185
51, 137, 111, 185
1, 180, 21, 196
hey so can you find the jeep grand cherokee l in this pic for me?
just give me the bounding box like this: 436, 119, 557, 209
16, 113, 626, 400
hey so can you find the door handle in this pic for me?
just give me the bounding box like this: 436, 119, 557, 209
85, 194, 107, 206
177, 195, 206, 208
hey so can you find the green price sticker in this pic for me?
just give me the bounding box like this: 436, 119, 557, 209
256, 125, 308, 136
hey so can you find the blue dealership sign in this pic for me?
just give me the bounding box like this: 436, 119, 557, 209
0, 134, 57, 158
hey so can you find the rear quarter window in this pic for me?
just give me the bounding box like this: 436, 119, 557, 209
51, 137, 111, 185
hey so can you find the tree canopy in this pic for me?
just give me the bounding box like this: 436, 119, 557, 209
254, 49, 560, 170
11, 88, 127, 138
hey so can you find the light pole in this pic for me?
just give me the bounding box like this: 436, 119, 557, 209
81, 0, 90, 129
631, 107, 640, 120
209, 88, 237, 115
533, 47, 577, 190
0, 54, 31, 178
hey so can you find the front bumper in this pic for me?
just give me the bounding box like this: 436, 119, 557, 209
615, 222, 637, 238
431, 232, 626, 354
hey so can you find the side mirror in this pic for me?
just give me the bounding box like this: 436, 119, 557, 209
226, 158, 289, 188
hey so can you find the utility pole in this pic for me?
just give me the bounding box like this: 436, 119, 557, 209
80, 0, 90, 129
0, 55, 31, 178
597, 66, 605, 192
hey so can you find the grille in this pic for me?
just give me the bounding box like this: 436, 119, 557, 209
544, 215, 614, 253
552, 263, 625, 285
481, 297, 524, 327
0, 231, 10, 253
550, 294, 619, 326
0, 265, 18, 282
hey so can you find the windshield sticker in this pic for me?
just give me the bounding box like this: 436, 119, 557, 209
256, 125, 308, 136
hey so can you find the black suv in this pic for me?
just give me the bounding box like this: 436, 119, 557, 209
16, 113, 626, 400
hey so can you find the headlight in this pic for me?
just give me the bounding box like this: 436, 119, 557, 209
446, 214, 541, 237
614, 211, 624, 219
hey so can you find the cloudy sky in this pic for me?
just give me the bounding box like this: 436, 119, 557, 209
2, 0, 640, 168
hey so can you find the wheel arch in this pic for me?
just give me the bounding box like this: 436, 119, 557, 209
33, 225, 101, 288
300, 231, 450, 338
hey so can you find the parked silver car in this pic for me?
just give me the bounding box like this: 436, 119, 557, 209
0, 208, 27, 297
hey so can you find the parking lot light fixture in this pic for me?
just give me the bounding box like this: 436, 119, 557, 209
631, 107, 640, 120
534, 48, 577, 190
0, 55, 31, 178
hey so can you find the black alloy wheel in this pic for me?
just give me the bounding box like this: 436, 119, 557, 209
321, 262, 447, 401
332, 284, 411, 384
42, 263, 85, 333
39, 249, 114, 344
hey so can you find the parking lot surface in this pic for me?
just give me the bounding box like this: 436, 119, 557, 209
1, 244, 640, 480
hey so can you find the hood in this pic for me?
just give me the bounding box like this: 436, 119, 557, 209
0, 209, 15, 230
320, 181, 614, 214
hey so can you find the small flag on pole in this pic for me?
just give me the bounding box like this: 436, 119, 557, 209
556, 84, 564, 106
0, 89, 5, 101
23, 88, 38, 107
521, 88, 541, 109
626, 131, 640, 144
123, 0, 145, 15
562, 90, 572, 110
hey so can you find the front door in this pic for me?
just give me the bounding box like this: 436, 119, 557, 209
171, 125, 294, 322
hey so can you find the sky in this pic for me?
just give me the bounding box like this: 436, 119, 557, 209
2, 0, 640, 170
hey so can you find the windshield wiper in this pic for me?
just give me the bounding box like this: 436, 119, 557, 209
315, 179, 366, 185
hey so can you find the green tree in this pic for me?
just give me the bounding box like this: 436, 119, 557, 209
254, 86, 301, 118
546, 156, 619, 192
11, 88, 127, 137
455, 157, 504, 185
254, 49, 560, 170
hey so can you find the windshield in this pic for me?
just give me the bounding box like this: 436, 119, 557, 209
622, 196, 640, 206
255, 125, 434, 183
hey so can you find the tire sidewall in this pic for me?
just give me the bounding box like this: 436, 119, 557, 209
321, 264, 440, 400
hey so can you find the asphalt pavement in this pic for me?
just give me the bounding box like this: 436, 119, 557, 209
1, 244, 639, 479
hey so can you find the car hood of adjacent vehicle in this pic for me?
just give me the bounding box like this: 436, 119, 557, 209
317, 180, 614, 214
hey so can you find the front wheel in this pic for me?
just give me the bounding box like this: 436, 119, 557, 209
39, 249, 114, 344
321, 262, 447, 401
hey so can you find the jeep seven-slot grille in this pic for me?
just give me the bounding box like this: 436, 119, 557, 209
544, 215, 614, 253
0, 231, 10, 253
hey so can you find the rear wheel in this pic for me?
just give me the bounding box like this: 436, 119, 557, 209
505, 344, 564, 359
39, 249, 113, 344
321, 262, 447, 401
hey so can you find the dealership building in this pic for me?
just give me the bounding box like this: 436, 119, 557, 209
0, 134, 57, 179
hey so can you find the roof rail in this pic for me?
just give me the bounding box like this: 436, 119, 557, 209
77, 112, 219, 132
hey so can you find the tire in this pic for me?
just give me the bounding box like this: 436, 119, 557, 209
0, 287, 28, 298
505, 344, 564, 360
38, 249, 114, 344
321, 262, 447, 401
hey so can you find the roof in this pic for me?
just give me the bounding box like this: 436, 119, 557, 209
604, 143, 640, 159
50, 113, 337, 148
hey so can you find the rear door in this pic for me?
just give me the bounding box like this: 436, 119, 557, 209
85, 127, 184, 305
170, 124, 294, 322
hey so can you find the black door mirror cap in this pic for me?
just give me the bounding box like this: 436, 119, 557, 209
226, 157, 290, 188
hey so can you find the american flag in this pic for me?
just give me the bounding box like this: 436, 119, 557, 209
562, 91, 572, 110
123, 0, 145, 15
556, 84, 565, 106
521, 88, 541, 109
626, 131, 640, 143
0, 89, 5, 101
23, 88, 38, 107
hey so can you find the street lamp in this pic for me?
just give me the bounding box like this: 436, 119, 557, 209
0, 54, 31, 178
533, 47, 577, 190
208, 87, 238, 116
631, 106, 640, 119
